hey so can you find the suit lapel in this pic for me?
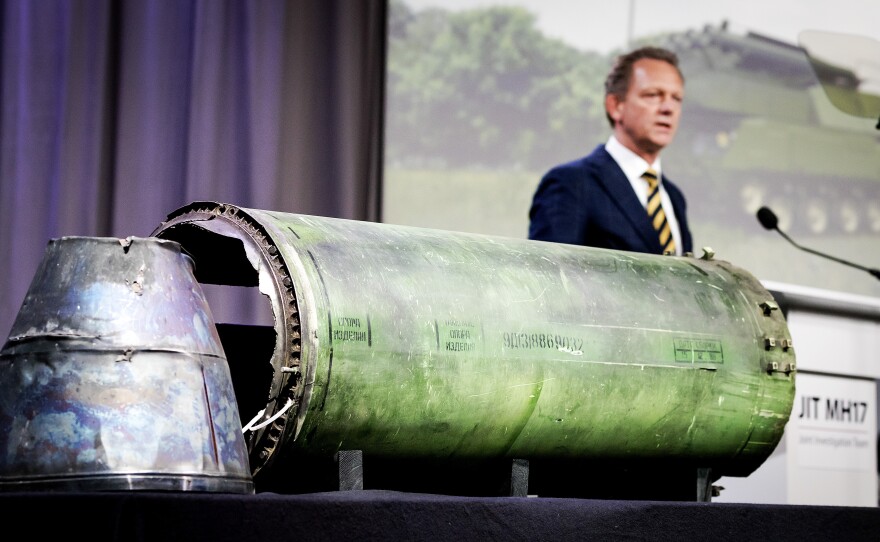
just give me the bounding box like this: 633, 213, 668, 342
592, 147, 662, 252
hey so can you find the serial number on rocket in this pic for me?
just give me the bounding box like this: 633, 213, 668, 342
502, 332, 583, 354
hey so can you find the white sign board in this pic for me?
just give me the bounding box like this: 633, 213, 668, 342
787, 373, 877, 506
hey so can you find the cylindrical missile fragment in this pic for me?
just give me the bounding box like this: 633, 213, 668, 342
153, 202, 795, 484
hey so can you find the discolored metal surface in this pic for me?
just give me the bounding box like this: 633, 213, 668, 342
153, 202, 796, 484
0, 236, 253, 493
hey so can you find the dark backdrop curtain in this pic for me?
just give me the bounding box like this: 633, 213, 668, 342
0, 0, 387, 339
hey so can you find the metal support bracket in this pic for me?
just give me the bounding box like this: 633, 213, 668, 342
336, 450, 364, 491
509, 458, 529, 497
697, 467, 712, 502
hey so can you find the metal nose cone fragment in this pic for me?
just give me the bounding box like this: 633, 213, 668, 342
0, 236, 253, 493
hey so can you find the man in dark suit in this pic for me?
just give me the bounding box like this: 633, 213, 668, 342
528, 46, 693, 255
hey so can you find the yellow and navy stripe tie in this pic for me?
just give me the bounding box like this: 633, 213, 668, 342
643, 168, 676, 255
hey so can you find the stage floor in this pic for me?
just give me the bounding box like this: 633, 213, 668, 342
2, 489, 879, 541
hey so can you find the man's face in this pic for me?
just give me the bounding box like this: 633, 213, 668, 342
607, 58, 684, 162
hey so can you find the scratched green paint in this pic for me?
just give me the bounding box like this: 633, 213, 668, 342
173, 204, 797, 478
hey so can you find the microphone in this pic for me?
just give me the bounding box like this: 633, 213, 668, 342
756, 206, 880, 281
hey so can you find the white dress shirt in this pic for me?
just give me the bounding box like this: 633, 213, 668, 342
605, 135, 683, 255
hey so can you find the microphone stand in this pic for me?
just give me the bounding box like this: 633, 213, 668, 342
759, 210, 880, 281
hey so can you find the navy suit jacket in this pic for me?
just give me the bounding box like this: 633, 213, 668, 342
528, 144, 693, 255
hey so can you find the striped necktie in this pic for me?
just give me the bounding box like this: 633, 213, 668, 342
643, 168, 676, 255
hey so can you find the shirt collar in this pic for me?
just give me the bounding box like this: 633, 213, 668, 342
605, 135, 662, 182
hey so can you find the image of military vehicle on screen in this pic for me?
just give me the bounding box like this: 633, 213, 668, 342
659, 25, 880, 236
